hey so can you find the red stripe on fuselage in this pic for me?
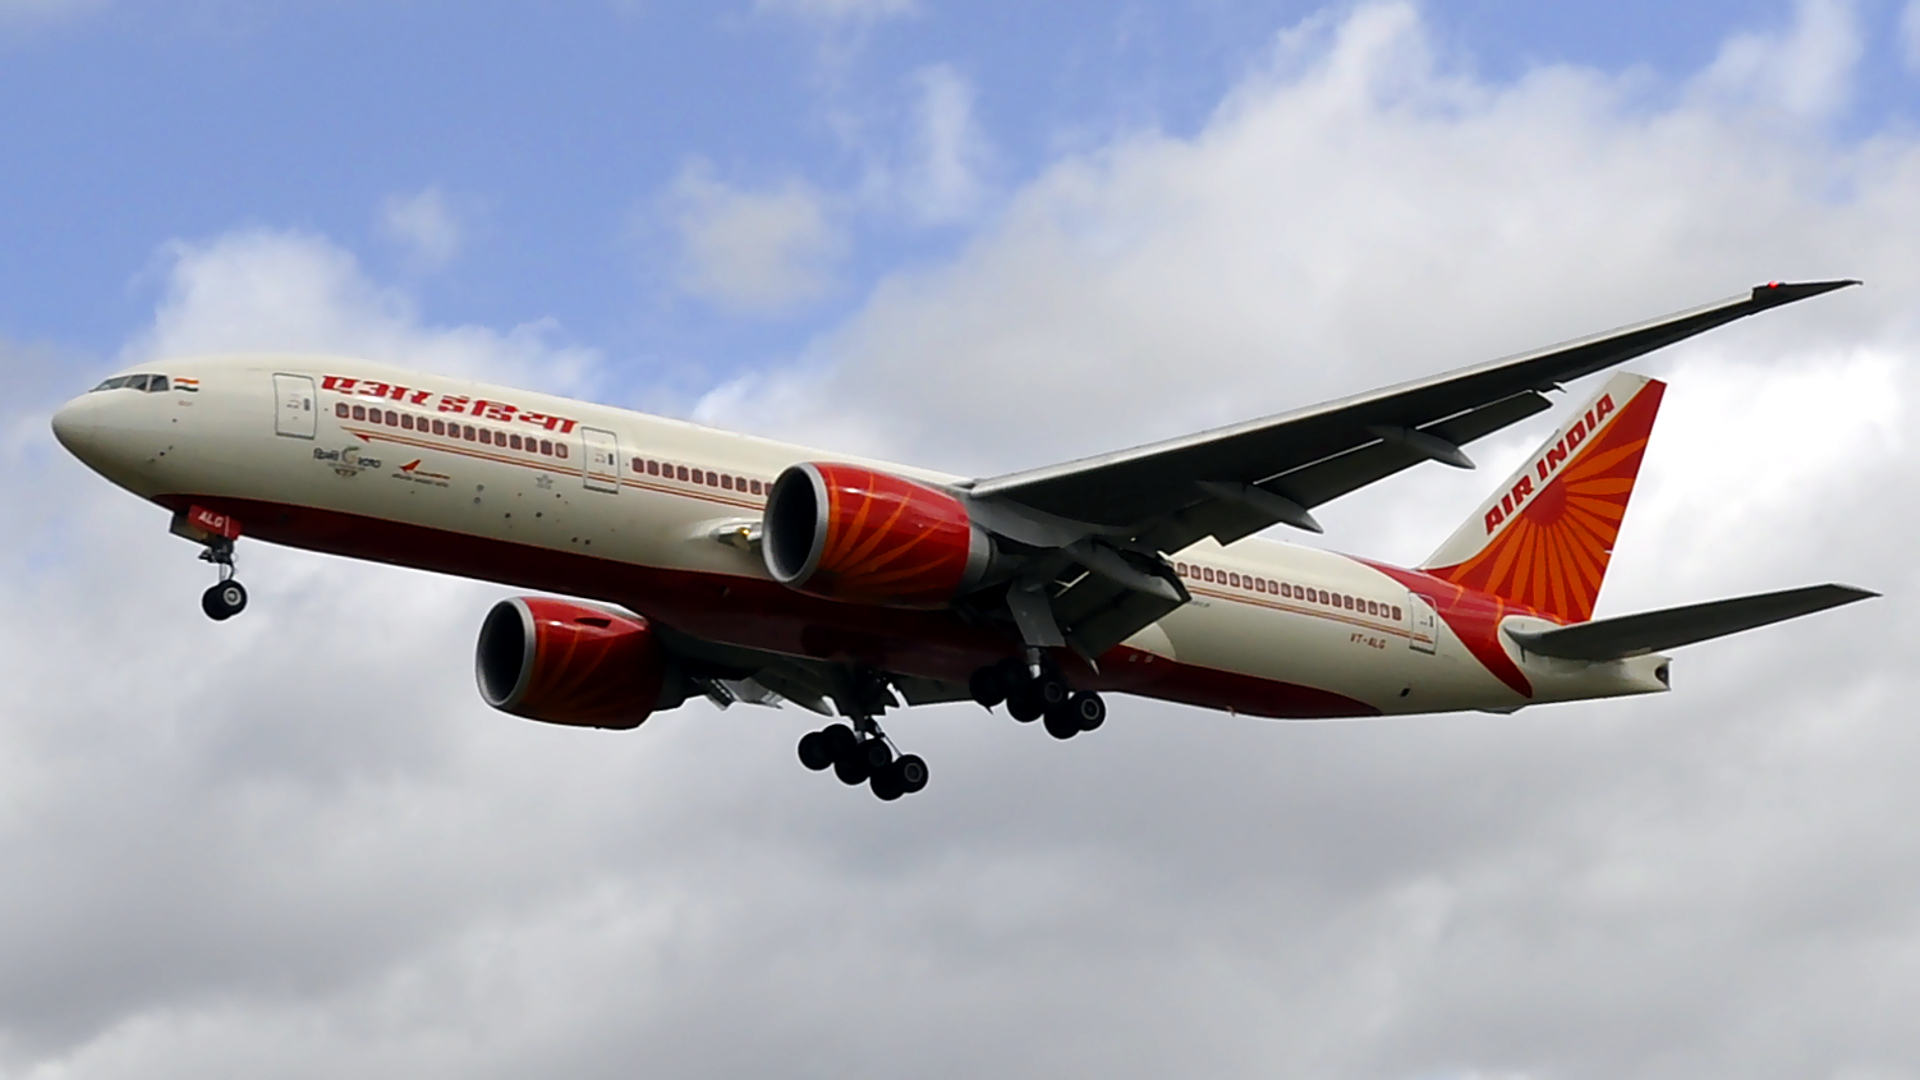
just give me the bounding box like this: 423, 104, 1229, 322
156, 494, 1379, 720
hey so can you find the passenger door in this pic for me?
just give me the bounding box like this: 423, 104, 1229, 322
1408, 594, 1438, 654
273, 374, 317, 439
581, 427, 620, 493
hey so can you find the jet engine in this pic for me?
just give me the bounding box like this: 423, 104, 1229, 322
475, 597, 669, 729
763, 462, 989, 608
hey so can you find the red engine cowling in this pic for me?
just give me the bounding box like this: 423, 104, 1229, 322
763, 462, 988, 608
474, 597, 667, 729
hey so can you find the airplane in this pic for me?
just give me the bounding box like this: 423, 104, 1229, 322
50, 280, 1878, 801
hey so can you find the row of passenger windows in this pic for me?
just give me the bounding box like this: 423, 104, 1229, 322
1175, 562, 1402, 622
632, 459, 766, 497
92, 374, 169, 392
338, 402, 569, 458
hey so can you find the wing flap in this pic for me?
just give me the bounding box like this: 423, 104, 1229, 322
1505, 584, 1878, 662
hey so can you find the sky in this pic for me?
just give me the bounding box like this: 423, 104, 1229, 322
3, 1, 1919, 1077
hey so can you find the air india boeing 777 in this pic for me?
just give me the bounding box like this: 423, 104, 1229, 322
51, 281, 1876, 800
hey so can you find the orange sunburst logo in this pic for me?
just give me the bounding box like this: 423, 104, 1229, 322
809, 465, 977, 607
1426, 379, 1664, 624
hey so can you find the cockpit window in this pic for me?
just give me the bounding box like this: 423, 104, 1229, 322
88, 374, 171, 393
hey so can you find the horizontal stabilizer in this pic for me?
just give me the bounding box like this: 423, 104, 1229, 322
1505, 584, 1878, 662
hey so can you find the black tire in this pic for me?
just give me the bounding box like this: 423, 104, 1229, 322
797, 730, 834, 771
820, 723, 858, 760
1035, 671, 1070, 708
1043, 706, 1079, 740
1007, 685, 1043, 723
201, 581, 247, 621
1071, 692, 1107, 731
862, 738, 894, 770
968, 665, 1007, 709
870, 768, 905, 801
894, 754, 929, 794
833, 752, 870, 786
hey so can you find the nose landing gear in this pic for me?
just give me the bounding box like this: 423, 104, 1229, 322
197, 535, 248, 621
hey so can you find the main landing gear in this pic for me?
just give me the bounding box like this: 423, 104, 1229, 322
797, 717, 930, 801
198, 536, 248, 621
968, 655, 1107, 740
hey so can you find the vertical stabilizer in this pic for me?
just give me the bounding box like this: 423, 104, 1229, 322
1420, 372, 1665, 623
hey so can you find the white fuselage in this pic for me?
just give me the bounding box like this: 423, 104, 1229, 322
51, 356, 1670, 720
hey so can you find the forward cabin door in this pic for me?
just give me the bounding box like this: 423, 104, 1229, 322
273, 374, 317, 439
1408, 594, 1438, 654
581, 427, 621, 493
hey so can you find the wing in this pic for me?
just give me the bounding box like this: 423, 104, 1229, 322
968, 281, 1857, 551
957, 281, 1857, 658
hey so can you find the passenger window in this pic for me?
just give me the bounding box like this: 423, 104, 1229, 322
352, 405, 366, 421
539, 439, 553, 455
479, 429, 492, 445
385, 410, 398, 425
721, 474, 734, 490
1392, 606, 1403, 621
750, 479, 762, 494
433, 419, 447, 435
648, 461, 662, 476
401, 414, 414, 430
556, 443, 568, 459
336, 403, 349, 418
677, 465, 689, 481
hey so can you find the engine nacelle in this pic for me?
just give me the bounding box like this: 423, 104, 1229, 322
475, 597, 668, 729
763, 462, 988, 608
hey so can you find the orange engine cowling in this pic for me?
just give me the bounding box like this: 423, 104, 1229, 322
763, 462, 987, 608
475, 597, 668, 729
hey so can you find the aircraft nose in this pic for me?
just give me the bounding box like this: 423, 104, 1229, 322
50, 395, 100, 457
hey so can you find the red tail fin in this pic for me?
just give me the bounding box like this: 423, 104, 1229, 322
1419, 372, 1665, 623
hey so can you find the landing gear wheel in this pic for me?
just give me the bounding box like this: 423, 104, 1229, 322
1043, 705, 1080, 741
862, 738, 895, 770
1070, 691, 1106, 731
969, 665, 1008, 709
797, 730, 834, 771
1007, 685, 1043, 723
1034, 671, 1070, 709
833, 749, 871, 786
820, 723, 857, 760
829, 724, 870, 786
894, 754, 929, 794
870, 767, 905, 801
201, 580, 248, 621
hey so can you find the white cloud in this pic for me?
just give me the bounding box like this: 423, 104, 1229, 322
377, 187, 467, 271
658, 160, 844, 316
127, 228, 598, 394
1692, 0, 1862, 119
894, 64, 992, 223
